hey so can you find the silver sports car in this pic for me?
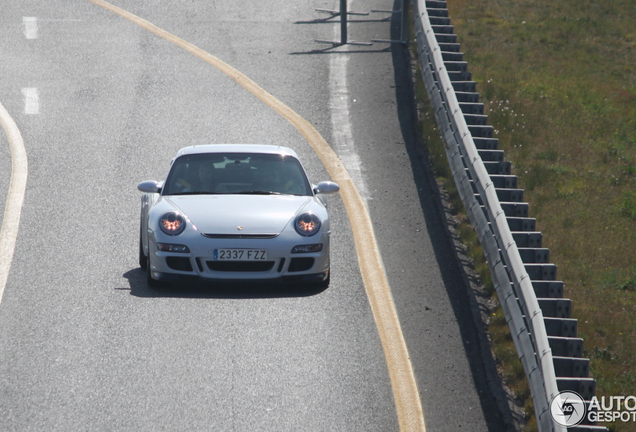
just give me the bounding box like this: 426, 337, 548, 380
138, 144, 340, 288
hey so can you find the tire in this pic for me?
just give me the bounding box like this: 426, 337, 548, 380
139, 233, 147, 270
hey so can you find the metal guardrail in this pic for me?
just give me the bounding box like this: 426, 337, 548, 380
412, 1, 564, 430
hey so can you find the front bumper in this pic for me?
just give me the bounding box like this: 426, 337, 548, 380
147, 230, 331, 285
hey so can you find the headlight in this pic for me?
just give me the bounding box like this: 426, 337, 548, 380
294, 212, 321, 237
159, 212, 186, 235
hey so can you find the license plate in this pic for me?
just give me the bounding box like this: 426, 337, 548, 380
213, 249, 267, 261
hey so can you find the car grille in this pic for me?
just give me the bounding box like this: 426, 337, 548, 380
166, 257, 193, 272
206, 261, 275, 272
288, 258, 314, 272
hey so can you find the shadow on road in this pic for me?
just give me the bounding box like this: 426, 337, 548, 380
120, 268, 328, 299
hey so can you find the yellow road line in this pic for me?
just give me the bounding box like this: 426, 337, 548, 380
86, 1, 426, 430
0, 102, 28, 307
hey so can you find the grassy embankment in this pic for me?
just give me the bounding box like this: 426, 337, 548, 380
412, 0, 635, 430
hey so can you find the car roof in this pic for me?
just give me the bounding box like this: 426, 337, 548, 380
174, 144, 299, 159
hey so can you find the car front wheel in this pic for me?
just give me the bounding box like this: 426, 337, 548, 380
139, 233, 147, 270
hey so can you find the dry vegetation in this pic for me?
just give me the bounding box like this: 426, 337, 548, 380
413, 0, 636, 430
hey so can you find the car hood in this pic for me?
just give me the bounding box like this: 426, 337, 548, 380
163, 195, 313, 234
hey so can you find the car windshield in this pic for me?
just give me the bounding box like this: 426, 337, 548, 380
162, 152, 313, 196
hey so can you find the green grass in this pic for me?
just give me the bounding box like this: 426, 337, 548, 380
412, 0, 636, 430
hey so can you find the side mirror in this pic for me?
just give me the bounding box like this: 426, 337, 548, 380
137, 180, 161, 194
314, 181, 340, 195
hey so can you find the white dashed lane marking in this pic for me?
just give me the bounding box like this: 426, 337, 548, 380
22, 88, 39, 115
23, 17, 38, 39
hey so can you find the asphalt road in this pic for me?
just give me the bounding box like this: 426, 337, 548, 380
0, 1, 510, 431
